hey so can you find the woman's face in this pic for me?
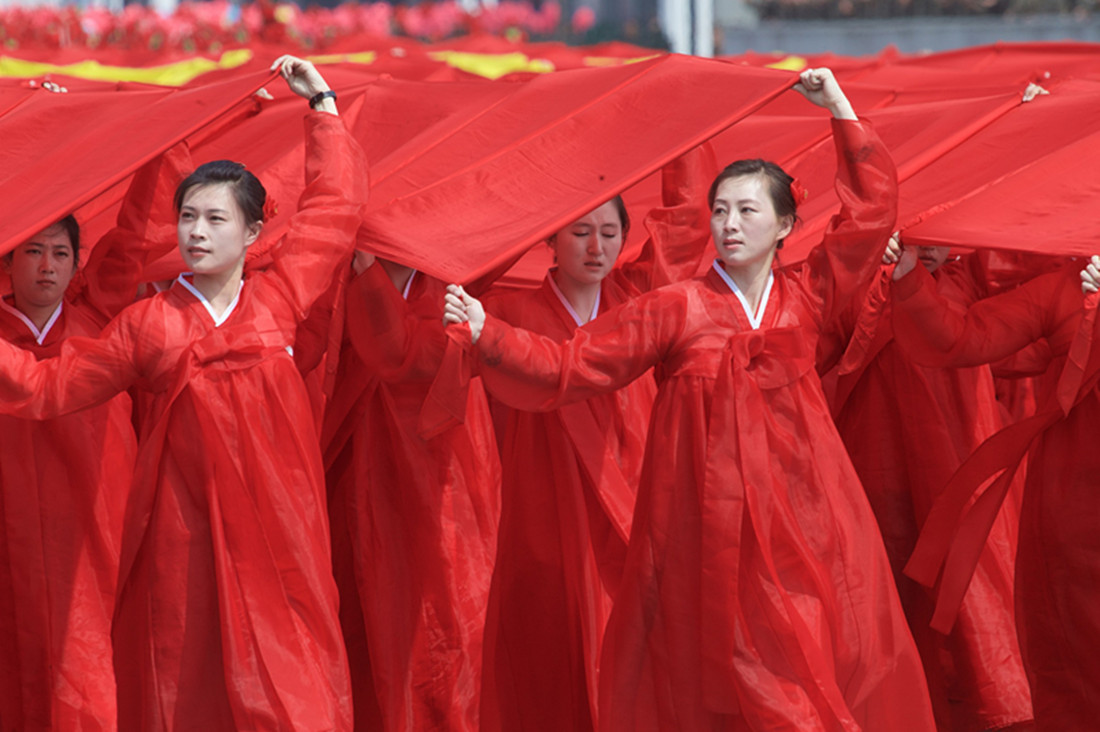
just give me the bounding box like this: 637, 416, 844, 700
916, 245, 951, 273
177, 183, 260, 279
5, 224, 77, 312
710, 174, 792, 272
550, 200, 624, 289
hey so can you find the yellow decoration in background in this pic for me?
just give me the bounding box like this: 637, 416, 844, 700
0, 49, 253, 86
273, 4, 296, 24
428, 50, 554, 79
306, 52, 378, 66
584, 53, 661, 67
766, 55, 809, 71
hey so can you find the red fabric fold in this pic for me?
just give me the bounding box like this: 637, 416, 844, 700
357, 56, 793, 283
700, 327, 852, 727
0, 70, 277, 256
905, 291, 1100, 632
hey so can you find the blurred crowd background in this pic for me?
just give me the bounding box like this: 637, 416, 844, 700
2, 0, 1099, 60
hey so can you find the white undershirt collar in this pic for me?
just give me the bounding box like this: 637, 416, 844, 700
0, 297, 63, 345
401, 270, 418, 301
176, 273, 244, 328
712, 260, 773, 331
547, 270, 600, 327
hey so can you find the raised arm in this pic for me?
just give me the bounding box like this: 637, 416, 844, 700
799, 121, 897, 327
73, 143, 193, 321
443, 284, 675, 411
890, 260, 1080, 369
788, 69, 896, 327
616, 142, 717, 291
0, 310, 140, 420
345, 258, 449, 382
267, 56, 368, 320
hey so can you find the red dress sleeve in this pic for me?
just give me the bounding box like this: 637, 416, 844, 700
990, 338, 1055, 378
470, 287, 685, 411
615, 142, 717, 292
795, 119, 898, 328
0, 310, 140, 420
344, 264, 447, 382
71, 143, 194, 322
891, 263, 1080, 368
268, 112, 367, 320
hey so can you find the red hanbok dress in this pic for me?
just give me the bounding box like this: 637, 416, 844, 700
0, 112, 363, 732
0, 302, 135, 732
456, 119, 935, 730
477, 148, 713, 732
826, 262, 1031, 731
322, 262, 500, 731
892, 262, 1100, 728
0, 150, 194, 731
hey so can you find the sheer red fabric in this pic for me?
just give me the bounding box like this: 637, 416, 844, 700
458, 120, 935, 730
477, 145, 714, 732
893, 264, 1100, 728
826, 263, 1032, 731
0, 301, 135, 731
0, 144, 198, 730
0, 71, 276, 256
356, 55, 794, 283
0, 113, 364, 731
322, 262, 500, 731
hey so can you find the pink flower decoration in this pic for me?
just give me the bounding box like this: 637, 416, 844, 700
571, 6, 595, 33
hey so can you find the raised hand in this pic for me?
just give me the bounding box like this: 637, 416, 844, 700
883, 231, 903, 265
270, 55, 337, 115
444, 284, 486, 343
1081, 254, 1100, 295
793, 67, 857, 121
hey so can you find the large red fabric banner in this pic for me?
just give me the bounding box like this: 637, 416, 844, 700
356, 55, 795, 283
0, 70, 275, 256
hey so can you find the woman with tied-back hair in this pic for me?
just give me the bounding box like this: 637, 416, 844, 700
0, 55, 365, 731
0, 211, 137, 730
474, 145, 714, 732
443, 68, 935, 730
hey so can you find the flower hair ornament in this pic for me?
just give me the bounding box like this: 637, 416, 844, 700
262, 194, 279, 221
789, 177, 809, 208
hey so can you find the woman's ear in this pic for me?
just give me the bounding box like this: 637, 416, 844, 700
778, 215, 795, 242
244, 221, 264, 249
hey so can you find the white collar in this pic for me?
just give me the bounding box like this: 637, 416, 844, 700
547, 270, 600, 327
401, 269, 418, 301
0, 298, 63, 345
176, 273, 244, 327
712, 260, 773, 331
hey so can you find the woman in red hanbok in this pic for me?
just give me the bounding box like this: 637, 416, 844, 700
321, 250, 501, 732
443, 68, 935, 731
824, 238, 1032, 731
890, 247, 1100, 729
0, 212, 145, 730
0, 56, 363, 731
476, 147, 713, 732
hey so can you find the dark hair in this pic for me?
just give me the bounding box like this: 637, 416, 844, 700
174, 160, 266, 225
551, 195, 631, 242
708, 159, 800, 248
609, 195, 630, 238
5, 215, 80, 265
56, 214, 80, 264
